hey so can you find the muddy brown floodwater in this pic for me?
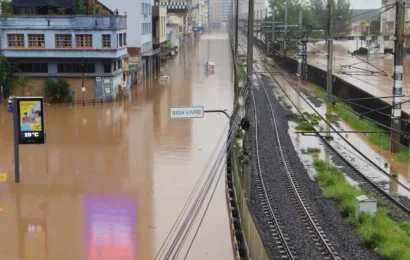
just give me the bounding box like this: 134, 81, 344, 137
0, 30, 234, 260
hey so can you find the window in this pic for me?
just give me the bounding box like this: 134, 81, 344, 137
119, 34, 123, 46
55, 34, 72, 48
19, 63, 48, 73
102, 34, 111, 48
75, 34, 92, 48
8, 34, 24, 48
28, 34, 45, 48
103, 62, 111, 73
57, 63, 95, 73
118, 60, 122, 69
123, 33, 127, 45
113, 61, 117, 71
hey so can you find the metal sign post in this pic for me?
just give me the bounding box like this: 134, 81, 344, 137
12, 98, 20, 183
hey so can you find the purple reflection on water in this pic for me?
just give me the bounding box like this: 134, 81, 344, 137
84, 194, 136, 260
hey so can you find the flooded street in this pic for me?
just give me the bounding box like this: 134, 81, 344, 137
0, 30, 234, 260
305, 40, 410, 113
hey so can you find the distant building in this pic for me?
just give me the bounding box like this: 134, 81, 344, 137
220, 0, 232, 27
238, 0, 265, 16
380, 0, 410, 53
155, 1, 191, 36
100, 0, 160, 80
166, 14, 185, 50
349, 9, 381, 36
3, 0, 127, 100
199, 0, 208, 27
211, 0, 221, 27
153, 6, 168, 49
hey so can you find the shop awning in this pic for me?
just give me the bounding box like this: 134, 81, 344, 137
154, 47, 174, 56
141, 48, 161, 57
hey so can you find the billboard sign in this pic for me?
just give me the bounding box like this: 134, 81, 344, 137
17, 97, 45, 144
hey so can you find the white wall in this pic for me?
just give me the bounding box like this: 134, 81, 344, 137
99, 0, 153, 51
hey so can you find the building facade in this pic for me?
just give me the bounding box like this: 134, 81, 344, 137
1, 1, 127, 100
220, 0, 232, 27
379, 0, 410, 53
211, 0, 221, 27
199, 0, 208, 27
153, 6, 168, 49
100, 0, 159, 79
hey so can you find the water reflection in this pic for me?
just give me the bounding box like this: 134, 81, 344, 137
85, 194, 136, 260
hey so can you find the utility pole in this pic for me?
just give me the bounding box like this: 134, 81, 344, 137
327, 0, 333, 104
234, 0, 239, 101
367, 19, 371, 60
297, 9, 303, 77
391, 0, 405, 153
246, 0, 254, 79
265, 9, 268, 43
271, 5, 275, 50
284, 4, 288, 53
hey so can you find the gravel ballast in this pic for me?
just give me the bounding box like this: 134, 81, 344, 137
248, 73, 381, 260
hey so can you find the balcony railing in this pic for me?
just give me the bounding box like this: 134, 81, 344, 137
0, 15, 127, 30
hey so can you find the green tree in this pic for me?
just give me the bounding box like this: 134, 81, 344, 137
0, 55, 20, 99
370, 19, 381, 36
44, 79, 70, 103
271, 0, 320, 30
75, 0, 87, 15
1, 0, 12, 15
310, 0, 327, 29
334, 0, 353, 34
309, 0, 353, 34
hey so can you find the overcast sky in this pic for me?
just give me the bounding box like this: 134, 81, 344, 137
264, 0, 382, 10
350, 0, 381, 9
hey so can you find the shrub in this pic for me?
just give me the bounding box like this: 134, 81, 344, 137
307, 147, 321, 154
44, 79, 70, 103
313, 158, 410, 259
235, 130, 244, 139
296, 121, 314, 131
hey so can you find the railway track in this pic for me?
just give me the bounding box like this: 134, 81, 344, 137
251, 65, 342, 260
261, 54, 410, 220
238, 33, 410, 220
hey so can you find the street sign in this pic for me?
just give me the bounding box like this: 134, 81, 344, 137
170, 106, 204, 119
81, 87, 86, 92
69, 91, 76, 96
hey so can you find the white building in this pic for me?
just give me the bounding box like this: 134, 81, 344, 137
100, 0, 159, 77
220, 0, 232, 27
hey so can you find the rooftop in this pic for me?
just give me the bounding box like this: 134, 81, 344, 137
3, 0, 121, 16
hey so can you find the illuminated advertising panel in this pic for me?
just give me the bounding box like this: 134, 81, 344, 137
17, 97, 45, 144
85, 194, 136, 260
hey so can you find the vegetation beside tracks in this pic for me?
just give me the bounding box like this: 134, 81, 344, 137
313, 157, 410, 260
307, 83, 410, 163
